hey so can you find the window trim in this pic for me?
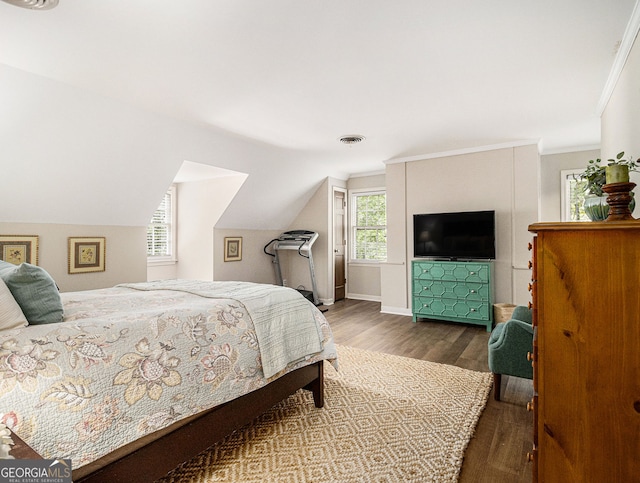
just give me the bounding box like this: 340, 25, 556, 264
560, 169, 589, 222
348, 187, 387, 264
147, 185, 177, 265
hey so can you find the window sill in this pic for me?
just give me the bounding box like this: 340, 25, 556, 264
147, 258, 177, 267
348, 260, 385, 267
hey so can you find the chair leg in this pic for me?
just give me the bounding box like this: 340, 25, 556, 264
493, 373, 502, 401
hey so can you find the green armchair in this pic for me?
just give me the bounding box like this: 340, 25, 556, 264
487, 305, 533, 401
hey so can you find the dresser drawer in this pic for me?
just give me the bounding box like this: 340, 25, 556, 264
413, 296, 490, 321
413, 279, 489, 301
411, 259, 494, 331
413, 260, 490, 283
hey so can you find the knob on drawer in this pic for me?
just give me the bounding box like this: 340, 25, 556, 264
528, 260, 533, 269
527, 351, 534, 362
527, 399, 534, 412
528, 242, 533, 251
526, 452, 535, 463
528, 283, 533, 292
528, 301, 533, 310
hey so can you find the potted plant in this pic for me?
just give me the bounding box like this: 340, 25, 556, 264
579, 152, 636, 220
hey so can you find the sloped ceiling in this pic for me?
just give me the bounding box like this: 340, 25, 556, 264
0, 1, 637, 228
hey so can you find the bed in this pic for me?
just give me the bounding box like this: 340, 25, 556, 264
0, 273, 337, 482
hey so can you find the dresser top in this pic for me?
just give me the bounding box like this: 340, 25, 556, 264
529, 220, 640, 232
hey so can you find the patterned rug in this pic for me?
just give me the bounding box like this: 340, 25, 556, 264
160, 345, 492, 482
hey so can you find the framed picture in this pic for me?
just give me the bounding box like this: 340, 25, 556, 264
0, 235, 39, 265
224, 237, 242, 262
68, 237, 106, 274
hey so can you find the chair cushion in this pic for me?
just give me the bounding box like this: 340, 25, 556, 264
489, 321, 505, 344
487, 317, 533, 379
511, 305, 532, 325
0, 261, 64, 325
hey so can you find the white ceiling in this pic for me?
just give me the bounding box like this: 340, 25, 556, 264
0, 0, 637, 176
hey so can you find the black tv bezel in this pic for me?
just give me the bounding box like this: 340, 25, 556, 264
412, 210, 496, 260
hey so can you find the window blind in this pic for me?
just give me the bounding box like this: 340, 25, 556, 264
351, 190, 387, 261
147, 188, 174, 259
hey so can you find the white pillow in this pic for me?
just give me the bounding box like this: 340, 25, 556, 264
0, 276, 28, 330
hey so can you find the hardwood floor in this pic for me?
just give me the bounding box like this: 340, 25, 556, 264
323, 298, 533, 483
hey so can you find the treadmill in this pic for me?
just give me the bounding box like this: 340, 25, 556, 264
264, 230, 320, 305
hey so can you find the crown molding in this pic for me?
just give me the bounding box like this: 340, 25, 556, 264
348, 169, 386, 178
597, 0, 640, 115
540, 144, 600, 156
383, 139, 540, 165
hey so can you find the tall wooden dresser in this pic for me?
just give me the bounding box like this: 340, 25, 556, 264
528, 221, 640, 482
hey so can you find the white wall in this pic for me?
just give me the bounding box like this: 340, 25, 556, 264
0, 64, 343, 232
213, 228, 282, 284
601, 30, 640, 163
380, 163, 408, 314
346, 173, 385, 301
511, 144, 541, 304
539, 149, 600, 221
286, 177, 347, 305
381, 144, 540, 315
176, 175, 247, 280
150, 176, 342, 295
0, 222, 146, 292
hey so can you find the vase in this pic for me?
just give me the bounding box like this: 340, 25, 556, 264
583, 195, 609, 221
583, 193, 636, 221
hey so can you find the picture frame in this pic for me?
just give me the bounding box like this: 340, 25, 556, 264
68, 237, 106, 274
0, 235, 39, 265
224, 237, 242, 262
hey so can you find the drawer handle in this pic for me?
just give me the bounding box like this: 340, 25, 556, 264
528, 242, 533, 251
423, 303, 429, 308
527, 399, 534, 412
470, 289, 476, 294
470, 271, 476, 275
526, 452, 535, 463
528, 260, 533, 269
422, 269, 429, 273
470, 308, 476, 312
528, 301, 533, 310
528, 283, 533, 292
527, 351, 533, 362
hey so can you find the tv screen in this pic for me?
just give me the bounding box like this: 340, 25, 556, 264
413, 210, 495, 260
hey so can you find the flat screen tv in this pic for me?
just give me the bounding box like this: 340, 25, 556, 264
413, 210, 495, 260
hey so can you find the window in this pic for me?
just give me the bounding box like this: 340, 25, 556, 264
147, 185, 177, 263
350, 189, 387, 261
561, 169, 589, 221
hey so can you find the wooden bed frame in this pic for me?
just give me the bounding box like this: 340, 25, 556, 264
70, 360, 324, 482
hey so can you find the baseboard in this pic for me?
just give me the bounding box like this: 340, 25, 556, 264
380, 306, 412, 316
346, 293, 382, 302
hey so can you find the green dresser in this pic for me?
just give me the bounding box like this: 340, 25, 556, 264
412, 259, 494, 331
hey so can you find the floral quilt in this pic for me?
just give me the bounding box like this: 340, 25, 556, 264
0, 282, 337, 470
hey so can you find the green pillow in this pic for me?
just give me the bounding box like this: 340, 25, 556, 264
0, 260, 64, 325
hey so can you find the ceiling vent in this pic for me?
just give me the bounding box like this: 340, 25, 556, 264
339, 135, 366, 145
1, 0, 58, 9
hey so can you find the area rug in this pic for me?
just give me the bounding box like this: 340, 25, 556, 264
160, 345, 492, 482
